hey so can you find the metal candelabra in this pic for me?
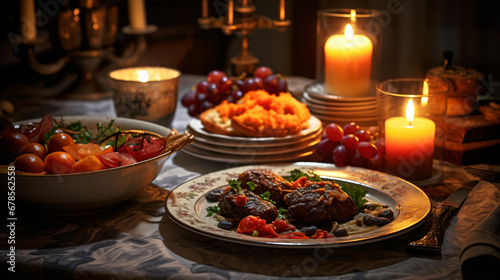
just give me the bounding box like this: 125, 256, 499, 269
198, 0, 290, 75
17, 1, 156, 100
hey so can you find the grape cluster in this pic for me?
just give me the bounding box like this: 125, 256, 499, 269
316, 122, 385, 170
181, 66, 288, 117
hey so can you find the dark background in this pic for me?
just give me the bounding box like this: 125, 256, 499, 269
0, 0, 499, 100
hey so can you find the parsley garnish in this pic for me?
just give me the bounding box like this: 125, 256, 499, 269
288, 169, 322, 182
247, 182, 257, 191
228, 179, 242, 193
206, 205, 221, 217
278, 208, 289, 220
339, 183, 368, 211
259, 191, 276, 205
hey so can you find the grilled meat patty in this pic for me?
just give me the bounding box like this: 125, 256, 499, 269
238, 169, 293, 207
218, 189, 278, 223
284, 181, 358, 225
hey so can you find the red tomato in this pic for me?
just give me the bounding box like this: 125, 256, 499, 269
236, 216, 278, 238
0, 132, 31, 164
271, 219, 296, 233
47, 132, 75, 154
0, 118, 16, 138
18, 142, 46, 160
234, 194, 248, 207
37, 114, 53, 142
117, 135, 166, 162
44, 151, 75, 174
14, 153, 45, 173
98, 152, 137, 169
277, 232, 310, 239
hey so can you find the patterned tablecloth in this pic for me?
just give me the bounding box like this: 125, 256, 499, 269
1, 75, 499, 279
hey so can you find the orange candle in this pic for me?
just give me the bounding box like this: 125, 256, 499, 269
385, 100, 435, 181
324, 24, 373, 97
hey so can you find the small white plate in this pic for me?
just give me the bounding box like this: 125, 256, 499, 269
190, 133, 321, 156
182, 144, 316, 164
188, 115, 322, 142
186, 127, 323, 148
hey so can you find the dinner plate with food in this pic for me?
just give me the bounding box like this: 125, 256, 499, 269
183, 88, 323, 163
165, 162, 431, 248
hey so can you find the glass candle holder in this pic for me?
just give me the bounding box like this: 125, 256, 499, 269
376, 78, 449, 186
108, 67, 181, 128
316, 9, 383, 97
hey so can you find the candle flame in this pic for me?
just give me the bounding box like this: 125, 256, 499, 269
350, 9, 356, 23
406, 99, 414, 126
421, 80, 429, 106
345, 24, 353, 43
137, 70, 149, 82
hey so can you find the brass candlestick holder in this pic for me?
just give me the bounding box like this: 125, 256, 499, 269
198, 0, 290, 75
16, 1, 156, 100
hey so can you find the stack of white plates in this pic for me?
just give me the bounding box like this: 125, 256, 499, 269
303, 83, 378, 127
182, 116, 323, 164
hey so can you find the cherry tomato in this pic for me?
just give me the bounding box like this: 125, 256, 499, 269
18, 142, 46, 159
0, 118, 16, 138
71, 155, 103, 173
98, 152, 137, 169
44, 151, 75, 174
14, 153, 45, 173
0, 132, 31, 164
47, 132, 75, 154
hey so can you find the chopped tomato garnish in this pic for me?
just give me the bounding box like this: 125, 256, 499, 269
311, 229, 332, 239
234, 194, 248, 207
237, 215, 278, 238
277, 231, 310, 239
290, 176, 308, 189
271, 219, 296, 233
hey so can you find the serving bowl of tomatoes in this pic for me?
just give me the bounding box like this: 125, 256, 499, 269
0, 115, 193, 212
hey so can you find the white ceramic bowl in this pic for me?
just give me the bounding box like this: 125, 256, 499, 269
0, 116, 191, 213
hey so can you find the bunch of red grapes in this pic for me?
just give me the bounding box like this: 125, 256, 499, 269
316, 122, 384, 170
181, 66, 288, 117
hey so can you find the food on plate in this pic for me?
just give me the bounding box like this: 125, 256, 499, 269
181, 66, 288, 117
425, 50, 485, 116
206, 169, 394, 239
0, 114, 169, 174
284, 181, 358, 225
200, 90, 311, 137
315, 121, 382, 170
238, 169, 293, 207
219, 188, 278, 223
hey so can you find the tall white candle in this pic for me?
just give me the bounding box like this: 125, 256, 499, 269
20, 0, 36, 41
128, 0, 147, 30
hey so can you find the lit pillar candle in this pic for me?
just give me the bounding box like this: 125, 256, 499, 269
128, 0, 147, 30
20, 0, 36, 41
324, 24, 373, 97
385, 99, 435, 181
